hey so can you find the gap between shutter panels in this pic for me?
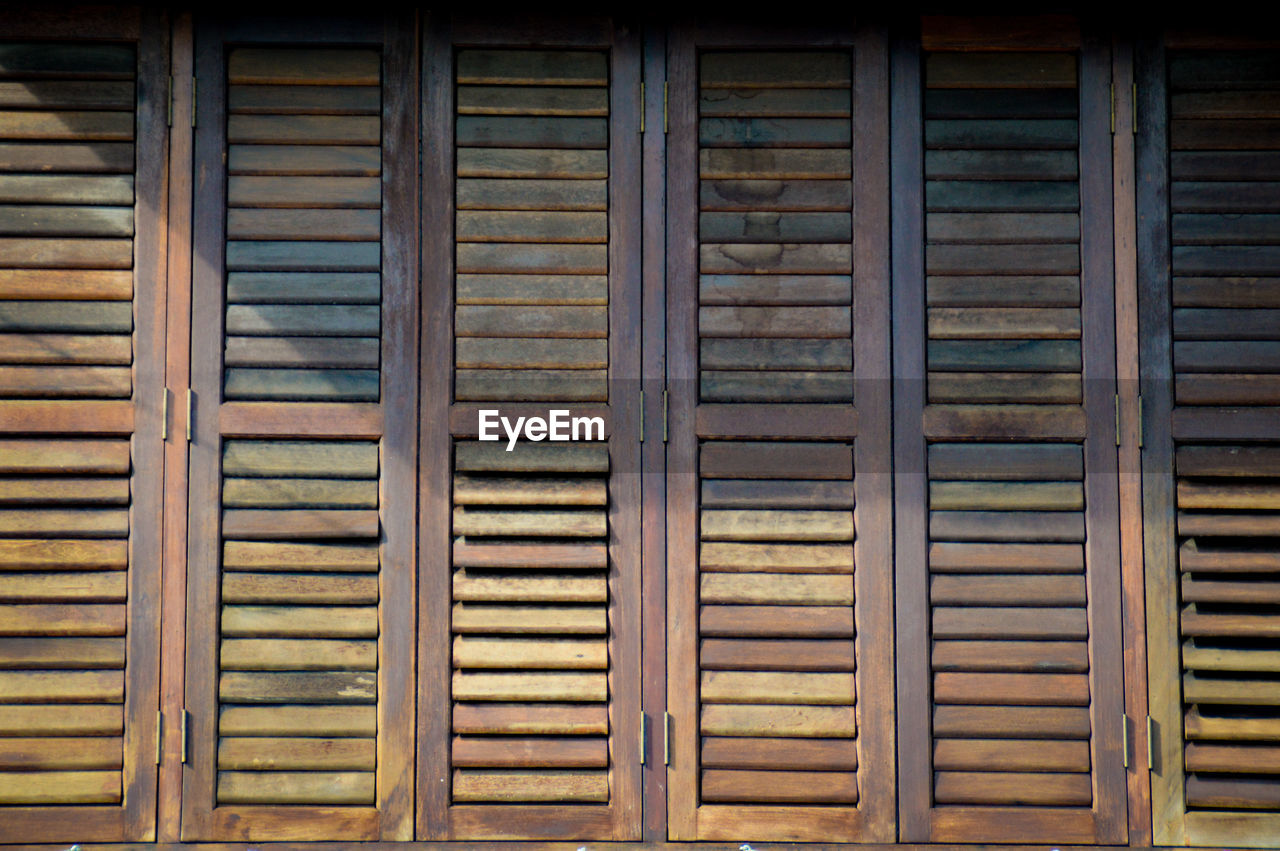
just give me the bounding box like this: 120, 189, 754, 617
1169, 47, 1280, 814
695, 48, 860, 810
449, 47, 613, 806
922, 46, 1095, 810
0, 40, 138, 809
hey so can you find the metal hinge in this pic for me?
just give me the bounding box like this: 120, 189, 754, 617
185, 389, 194, 443
161, 387, 169, 442
639, 390, 645, 443
1115, 394, 1121, 446
640, 81, 645, 133
167, 75, 173, 127
662, 389, 669, 443
1132, 82, 1138, 134
1110, 83, 1115, 134
663, 82, 668, 134
1147, 715, 1156, 770
181, 709, 190, 764
191, 76, 197, 128
156, 711, 163, 765
663, 711, 671, 765
1122, 714, 1130, 769
639, 713, 647, 765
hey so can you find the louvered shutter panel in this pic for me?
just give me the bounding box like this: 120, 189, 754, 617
1142, 40, 1280, 847
666, 25, 895, 842
182, 16, 416, 841
418, 18, 641, 840
893, 20, 1126, 843
0, 14, 164, 843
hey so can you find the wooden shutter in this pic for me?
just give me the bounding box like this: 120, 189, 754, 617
665, 23, 895, 842
0, 10, 165, 843
1141, 37, 1280, 847
418, 16, 642, 840
892, 19, 1126, 843
181, 15, 416, 841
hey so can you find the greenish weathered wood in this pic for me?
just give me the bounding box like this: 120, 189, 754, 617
222, 440, 377, 478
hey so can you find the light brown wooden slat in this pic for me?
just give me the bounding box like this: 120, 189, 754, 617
0, 636, 124, 669
219, 638, 375, 671
220, 573, 377, 605
934, 771, 1091, 806
452, 540, 606, 570
928, 307, 1080, 339
699, 542, 853, 573
452, 671, 606, 702
701, 736, 856, 771
0, 174, 132, 205
219, 671, 376, 705
930, 574, 1085, 606
452, 637, 606, 670
929, 481, 1084, 511
228, 145, 381, 177
457, 178, 607, 211
933, 738, 1090, 772
226, 175, 380, 209
1182, 640, 1280, 672
0, 237, 132, 269
221, 509, 378, 540
933, 672, 1090, 705
453, 474, 606, 506
700, 704, 856, 738
923, 404, 1086, 440
456, 148, 607, 180
0, 571, 126, 601
933, 606, 1087, 640
454, 441, 608, 474
1185, 743, 1280, 774
932, 640, 1088, 673
929, 510, 1085, 543
452, 572, 606, 604
700, 572, 852, 605
1182, 604, 1280, 639
220, 605, 377, 638
701, 509, 854, 542
0, 334, 131, 365
451, 507, 605, 538
216, 770, 374, 805
228, 84, 380, 115
1177, 445, 1280, 477
0, 603, 124, 636
456, 274, 607, 305
1181, 576, 1280, 606
0, 704, 121, 736
700, 671, 854, 705
701, 769, 858, 804
1185, 775, 1280, 810
456, 210, 607, 244
699, 304, 851, 336
0, 80, 134, 109
218, 705, 376, 738
0, 439, 128, 474
1186, 708, 1280, 741
451, 736, 608, 768
452, 769, 608, 802
701, 605, 854, 638
1183, 672, 1280, 706
452, 703, 609, 736
217, 737, 374, 771
451, 603, 606, 635
699, 441, 852, 480
0, 736, 122, 770
699, 638, 854, 672
0, 269, 132, 300
933, 705, 1091, 739
700, 479, 855, 510
930, 542, 1083, 573
0, 365, 131, 398
222, 476, 378, 508
222, 440, 377, 478
0, 110, 132, 141
0, 670, 122, 702
0, 770, 119, 804
222, 541, 378, 572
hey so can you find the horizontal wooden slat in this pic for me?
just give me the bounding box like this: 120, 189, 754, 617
701, 768, 858, 804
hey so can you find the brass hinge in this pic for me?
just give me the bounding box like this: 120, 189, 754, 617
1132, 82, 1138, 134
1115, 394, 1121, 447
191, 76, 197, 128
640, 81, 645, 134
639, 713, 647, 765
185, 389, 194, 443
156, 711, 163, 765
1137, 395, 1144, 449
1147, 715, 1155, 770
639, 390, 645, 443
161, 387, 169, 442
1110, 83, 1115, 134
181, 709, 190, 764
663, 81, 668, 134
663, 711, 671, 765
167, 75, 173, 127
662, 389, 669, 443
1122, 714, 1130, 769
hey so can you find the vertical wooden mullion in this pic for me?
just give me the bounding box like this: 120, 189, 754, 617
640, 22, 669, 843
158, 11, 195, 844
1079, 28, 1127, 845
606, 23, 644, 840
1134, 34, 1183, 848
663, 23, 699, 842
376, 10, 419, 840
124, 8, 171, 841
416, 11, 454, 840
1110, 34, 1154, 848
889, 22, 931, 844
179, 20, 228, 841
851, 20, 897, 844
